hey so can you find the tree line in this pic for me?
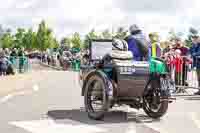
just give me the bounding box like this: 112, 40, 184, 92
0, 20, 198, 51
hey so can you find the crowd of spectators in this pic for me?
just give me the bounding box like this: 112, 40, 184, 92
0, 47, 26, 75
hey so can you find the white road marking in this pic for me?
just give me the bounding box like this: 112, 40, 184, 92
0, 84, 40, 103
0, 94, 14, 103
33, 84, 39, 91
190, 112, 200, 129
9, 119, 106, 133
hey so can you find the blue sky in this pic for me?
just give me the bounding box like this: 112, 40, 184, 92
0, 0, 199, 40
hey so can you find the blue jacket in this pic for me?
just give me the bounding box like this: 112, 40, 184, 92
127, 35, 141, 61
190, 43, 200, 69
126, 34, 151, 61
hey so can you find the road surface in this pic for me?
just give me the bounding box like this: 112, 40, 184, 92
0, 61, 200, 133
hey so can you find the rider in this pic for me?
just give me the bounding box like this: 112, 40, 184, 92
125, 24, 149, 61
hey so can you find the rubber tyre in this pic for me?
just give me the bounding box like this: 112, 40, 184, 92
143, 80, 168, 119
84, 73, 109, 120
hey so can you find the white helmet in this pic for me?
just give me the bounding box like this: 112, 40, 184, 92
112, 39, 128, 51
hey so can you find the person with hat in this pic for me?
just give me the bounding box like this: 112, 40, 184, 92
190, 35, 200, 95
125, 24, 149, 61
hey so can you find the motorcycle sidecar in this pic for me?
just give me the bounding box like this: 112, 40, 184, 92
81, 57, 173, 120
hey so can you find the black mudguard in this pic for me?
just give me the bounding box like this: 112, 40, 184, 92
143, 73, 171, 97
81, 70, 112, 97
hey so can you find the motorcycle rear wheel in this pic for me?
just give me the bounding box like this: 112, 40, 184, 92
143, 80, 168, 119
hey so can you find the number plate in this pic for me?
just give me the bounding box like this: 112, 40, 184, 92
119, 66, 135, 74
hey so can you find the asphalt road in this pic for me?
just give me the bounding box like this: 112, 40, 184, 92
0, 62, 200, 133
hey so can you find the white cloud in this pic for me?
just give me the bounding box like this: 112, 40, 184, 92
0, 0, 200, 40
15, 0, 36, 9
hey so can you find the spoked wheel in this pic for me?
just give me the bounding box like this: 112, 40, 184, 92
143, 80, 168, 119
84, 74, 109, 120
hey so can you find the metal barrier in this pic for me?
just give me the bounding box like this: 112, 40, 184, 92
9, 56, 30, 73
166, 55, 200, 94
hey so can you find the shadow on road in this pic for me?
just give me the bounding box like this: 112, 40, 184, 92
47, 109, 160, 125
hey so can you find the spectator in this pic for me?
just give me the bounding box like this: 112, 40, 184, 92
18, 47, 25, 56
173, 38, 189, 86
10, 48, 18, 57
162, 42, 172, 56
18, 47, 26, 73
173, 49, 183, 86
0, 48, 5, 57
10, 48, 18, 65
173, 38, 189, 56
4, 48, 10, 57
47, 55, 51, 65
149, 32, 162, 58
190, 35, 200, 95
0, 53, 8, 76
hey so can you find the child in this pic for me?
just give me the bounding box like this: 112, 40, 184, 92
173, 49, 183, 86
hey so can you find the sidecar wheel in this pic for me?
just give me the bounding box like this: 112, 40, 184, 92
84, 73, 109, 120
143, 81, 168, 119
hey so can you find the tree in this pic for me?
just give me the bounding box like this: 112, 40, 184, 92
36, 21, 47, 51
71, 32, 82, 49
189, 27, 198, 35
14, 28, 26, 48
61, 37, 71, 48
114, 27, 128, 39
0, 32, 14, 48
36, 20, 57, 51
0, 26, 14, 48
185, 27, 198, 48
22, 28, 37, 50
0, 25, 4, 47
0, 25, 4, 37
101, 29, 112, 39
52, 38, 59, 49
87, 29, 99, 39
167, 29, 183, 42
83, 29, 100, 49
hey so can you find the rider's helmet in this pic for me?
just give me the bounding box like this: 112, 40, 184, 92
112, 39, 128, 51
129, 24, 141, 35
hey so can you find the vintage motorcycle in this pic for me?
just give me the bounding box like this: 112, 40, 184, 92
79, 39, 175, 120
